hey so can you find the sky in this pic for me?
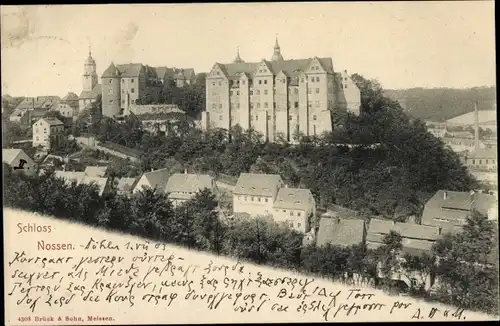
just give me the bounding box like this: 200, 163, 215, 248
1, 2, 496, 97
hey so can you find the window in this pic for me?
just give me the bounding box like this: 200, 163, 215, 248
295, 102, 299, 108
259, 80, 262, 85
237, 103, 240, 109
131, 88, 135, 93
131, 79, 134, 83
316, 101, 320, 107
230, 90, 233, 96
237, 91, 240, 95
122, 100, 125, 104
273, 89, 276, 95
265, 198, 268, 202
109, 100, 113, 104
273, 102, 276, 109
212, 103, 216, 109
294, 88, 298, 94
257, 197, 261, 202
212, 82, 215, 86
219, 82, 222, 86
297, 212, 301, 216
256, 90, 260, 95
298, 223, 301, 228
251, 197, 254, 201
250, 90, 253, 95
316, 77, 320, 82
267, 115, 271, 121
313, 115, 317, 120
219, 115, 222, 121
108, 89, 113, 95
316, 88, 320, 94
289, 115, 293, 121
308, 101, 312, 107
289, 222, 293, 228
264, 102, 268, 108
264, 80, 268, 84
264, 90, 268, 95
109, 79, 112, 84
245, 196, 248, 201
256, 115, 259, 121
122, 79, 125, 83
219, 104, 222, 109
250, 102, 254, 108
290, 211, 294, 216
345, 84, 348, 89
257, 103, 261, 108
36, 136, 39, 141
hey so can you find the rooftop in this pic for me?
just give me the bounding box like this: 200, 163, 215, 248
316, 217, 365, 247
234, 173, 283, 197
165, 173, 214, 195
273, 188, 314, 210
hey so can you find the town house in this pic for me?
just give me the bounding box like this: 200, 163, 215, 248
165, 172, 217, 207
32, 117, 65, 149
2, 148, 36, 175
233, 173, 284, 216
272, 187, 316, 233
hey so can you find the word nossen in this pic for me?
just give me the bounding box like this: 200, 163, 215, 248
37, 241, 74, 251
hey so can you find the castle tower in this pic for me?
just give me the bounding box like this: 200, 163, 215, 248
271, 35, 284, 61
233, 46, 245, 63
83, 45, 98, 92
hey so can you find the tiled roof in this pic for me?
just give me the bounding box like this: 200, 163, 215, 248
116, 177, 138, 193
234, 173, 283, 197
218, 57, 334, 79
446, 131, 473, 138
14, 96, 61, 110
79, 84, 102, 99
2, 149, 23, 165
466, 148, 497, 159
116, 63, 144, 77
273, 188, 314, 210
317, 217, 366, 247
63, 92, 79, 101
54, 171, 109, 196
442, 137, 476, 146
422, 190, 498, 227
101, 63, 121, 78
137, 168, 171, 193
84, 165, 108, 177
39, 117, 64, 126
55, 103, 74, 112
165, 173, 214, 194
367, 218, 441, 241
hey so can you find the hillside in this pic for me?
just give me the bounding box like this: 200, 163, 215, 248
384, 87, 496, 122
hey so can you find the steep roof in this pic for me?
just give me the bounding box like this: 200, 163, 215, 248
317, 217, 366, 247
79, 83, 102, 99
63, 92, 79, 101
116, 177, 138, 193
136, 168, 171, 193
84, 165, 108, 177
54, 171, 109, 196
218, 57, 334, 79
422, 190, 498, 227
116, 63, 144, 77
101, 63, 121, 78
273, 188, 314, 210
165, 173, 214, 194
234, 173, 283, 197
2, 149, 23, 165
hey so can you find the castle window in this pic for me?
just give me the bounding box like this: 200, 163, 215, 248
298, 212, 301, 216
237, 91, 240, 95
237, 103, 240, 108
316, 77, 320, 82
256, 90, 260, 95
267, 115, 271, 121
273, 102, 276, 109
250, 102, 254, 108
212, 103, 216, 109
250, 90, 253, 95
212, 82, 215, 86
273, 89, 276, 95
289, 115, 293, 121
122, 79, 124, 83
122, 100, 125, 104
256, 115, 259, 121
259, 80, 262, 85
313, 115, 317, 120
301, 78, 305, 82
131, 88, 135, 93
109, 80, 112, 84
264, 80, 268, 85
295, 102, 299, 108
264, 90, 268, 95
264, 102, 268, 108
131, 79, 134, 83
316, 88, 319, 94
340, 83, 343, 88
109, 100, 113, 104
230, 90, 233, 96
219, 115, 222, 121
290, 211, 294, 216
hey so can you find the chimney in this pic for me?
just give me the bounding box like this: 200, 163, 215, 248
474, 101, 480, 151
443, 191, 448, 200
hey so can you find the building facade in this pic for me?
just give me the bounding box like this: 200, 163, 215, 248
2, 148, 36, 175
203, 39, 361, 142
272, 187, 316, 233
32, 117, 65, 149
233, 173, 284, 217
101, 63, 163, 118
165, 172, 217, 207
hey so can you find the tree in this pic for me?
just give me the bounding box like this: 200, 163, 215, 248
378, 231, 403, 291
432, 211, 499, 314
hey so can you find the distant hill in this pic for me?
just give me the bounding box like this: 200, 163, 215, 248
384, 87, 496, 122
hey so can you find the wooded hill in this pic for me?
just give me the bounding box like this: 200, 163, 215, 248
384, 87, 496, 122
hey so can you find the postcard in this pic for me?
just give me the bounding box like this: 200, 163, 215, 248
2, 2, 498, 324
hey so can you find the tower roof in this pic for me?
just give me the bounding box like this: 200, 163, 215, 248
85, 45, 96, 65
101, 62, 120, 78
233, 46, 245, 63
271, 35, 284, 61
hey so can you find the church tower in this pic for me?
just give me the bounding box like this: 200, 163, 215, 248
82, 45, 98, 92
271, 36, 284, 61
233, 46, 245, 63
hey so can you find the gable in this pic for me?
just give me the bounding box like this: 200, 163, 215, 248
209, 64, 226, 78
305, 57, 326, 74
253, 60, 274, 77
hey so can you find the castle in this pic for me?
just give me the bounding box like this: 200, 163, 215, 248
202, 38, 361, 142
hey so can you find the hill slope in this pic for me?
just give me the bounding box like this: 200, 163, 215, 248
384, 87, 496, 122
